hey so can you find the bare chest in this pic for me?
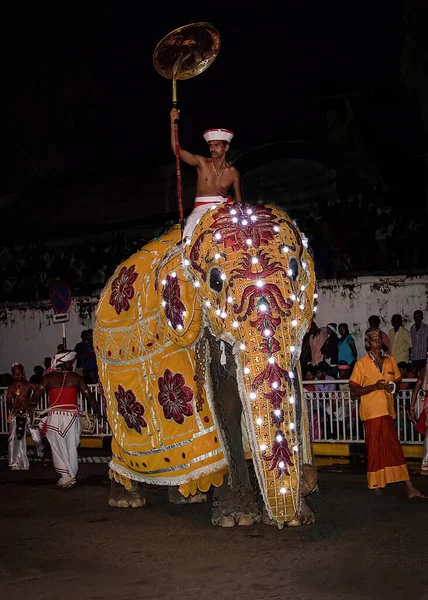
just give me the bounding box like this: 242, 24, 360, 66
199, 161, 235, 189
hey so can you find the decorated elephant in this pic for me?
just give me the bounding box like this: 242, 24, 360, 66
94, 202, 317, 528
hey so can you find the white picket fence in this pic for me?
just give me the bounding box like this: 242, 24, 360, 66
305, 379, 425, 445
0, 381, 425, 445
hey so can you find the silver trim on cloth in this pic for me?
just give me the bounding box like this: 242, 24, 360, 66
110, 453, 227, 486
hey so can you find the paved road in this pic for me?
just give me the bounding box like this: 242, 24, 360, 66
1, 456, 428, 600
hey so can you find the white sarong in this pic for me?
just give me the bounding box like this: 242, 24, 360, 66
183, 196, 226, 241
45, 410, 81, 486
8, 415, 43, 470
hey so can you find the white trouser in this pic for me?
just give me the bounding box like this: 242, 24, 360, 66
45, 411, 81, 484
8, 415, 43, 470
183, 196, 226, 241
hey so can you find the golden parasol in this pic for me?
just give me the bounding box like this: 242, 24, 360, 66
153, 22, 221, 235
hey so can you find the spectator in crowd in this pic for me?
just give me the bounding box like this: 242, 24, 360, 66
0, 373, 13, 387
410, 310, 428, 374
303, 366, 316, 392
337, 362, 352, 392
29, 366, 44, 385
303, 365, 324, 440
388, 314, 412, 365
314, 362, 337, 392
74, 330, 88, 376
321, 323, 339, 375
368, 315, 390, 353
397, 362, 415, 391
336, 362, 359, 439
309, 322, 329, 367
82, 329, 98, 383
338, 323, 357, 368
313, 358, 340, 439
43, 357, 52, 375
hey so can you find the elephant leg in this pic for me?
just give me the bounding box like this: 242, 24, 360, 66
108, 477, 146, 509
209, 343, 261, 527
168, 487, 207, 504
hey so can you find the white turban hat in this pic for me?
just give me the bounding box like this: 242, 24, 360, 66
203, 129, 234, 143
51, 351, 77, 370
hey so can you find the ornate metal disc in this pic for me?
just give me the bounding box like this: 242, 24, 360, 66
153, 22, 220, 80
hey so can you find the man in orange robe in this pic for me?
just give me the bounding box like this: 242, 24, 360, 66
350, 327, 426, 497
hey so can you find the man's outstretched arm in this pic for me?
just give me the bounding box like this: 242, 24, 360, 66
170, 109, 202, 167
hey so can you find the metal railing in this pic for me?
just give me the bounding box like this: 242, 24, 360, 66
0, 384, 111, 437
0, 380, 425, 445
304, 379, 425, 444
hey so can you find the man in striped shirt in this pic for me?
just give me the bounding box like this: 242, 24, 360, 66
410, 310, 428, 374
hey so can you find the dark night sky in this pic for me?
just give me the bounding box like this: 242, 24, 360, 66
0, 1, 419, 196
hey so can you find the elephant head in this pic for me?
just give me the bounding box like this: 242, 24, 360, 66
159, 203, 316, 524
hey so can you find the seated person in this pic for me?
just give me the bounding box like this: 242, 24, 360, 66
170, 108, 242, 241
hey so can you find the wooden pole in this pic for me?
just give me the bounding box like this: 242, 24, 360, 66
172, 79, 185, 237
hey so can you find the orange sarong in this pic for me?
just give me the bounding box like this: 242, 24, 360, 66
364, 416, 409, 489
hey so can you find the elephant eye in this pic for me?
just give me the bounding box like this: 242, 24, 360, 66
209, 268, 223, 293
288, 258, 299, 281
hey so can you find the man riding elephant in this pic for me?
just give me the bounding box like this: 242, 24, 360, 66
170, 107, 242, 241
95, 197, 317, 528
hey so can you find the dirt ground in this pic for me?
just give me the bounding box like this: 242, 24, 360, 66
1, 454, 428, 600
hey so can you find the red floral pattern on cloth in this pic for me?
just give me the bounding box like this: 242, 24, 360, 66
162, 275, 186, 330
230, 250, 287, 284
188, 205, 282, 279
209, 204, 279, 251
262, 430, 294, 477
115, 384, 147, 434
109, 265, 138, 315
158, 369, 194, 424
253, 361, 290, 390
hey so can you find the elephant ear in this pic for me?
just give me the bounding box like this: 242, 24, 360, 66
157, 246, 203, 348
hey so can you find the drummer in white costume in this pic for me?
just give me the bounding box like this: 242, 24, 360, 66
170, 108, 242, 240
32, 351, 99, 489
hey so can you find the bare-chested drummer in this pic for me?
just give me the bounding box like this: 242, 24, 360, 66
7, 363, 44, 470
170, 108, 242, 240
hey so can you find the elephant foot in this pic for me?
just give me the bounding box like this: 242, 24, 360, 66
168, 487, 207, 504
214, 511, 260, 528
299, 498, 315, 525
286, 499, 315, 527
211, 490, 261, 527
108, 478, 146, 509
262, 508, 278, 527
237, 513, 259, 526
108, 496, 146, 508
217, 515, 235, 528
